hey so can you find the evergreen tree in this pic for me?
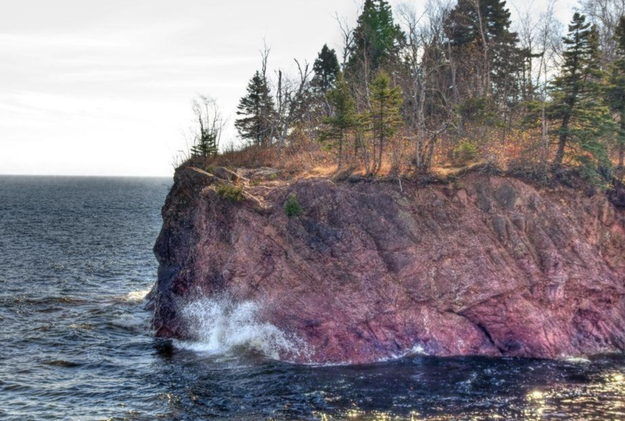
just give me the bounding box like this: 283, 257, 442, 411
607, 15, 625, 179
312, 44, 340, 94
191, 131, 218, 158
551, 13, 612, 174
346, 0, 405, 82
445, 0, 521, 106
369, 71, 403, 173
446, 0, 516, 48
320, 72, 358, 169
235, 71, 276, 147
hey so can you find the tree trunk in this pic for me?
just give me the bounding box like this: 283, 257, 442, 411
553, 114, 570, 170
416, 61, 427, 172
425, 134, 438, 171
473, 0, 490, 96
618, 117, 625, 180
338, 129, 343, 170
618, 143, 624, 180
377, 101, 384, 174
359, 130, 371, 175
447, 41, 462, 137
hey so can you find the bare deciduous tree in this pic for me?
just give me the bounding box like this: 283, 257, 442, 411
580, 0, 625, 67
399, 0, 454, 173
190, 95, 227, 158
335, 12, 355, 68
535, 0, 562, 162
275, 59, 313, 152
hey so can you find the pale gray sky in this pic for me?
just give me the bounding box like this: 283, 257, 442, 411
0, 0, 575, 176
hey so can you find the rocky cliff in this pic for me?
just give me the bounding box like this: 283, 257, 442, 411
150, 166, 625, 364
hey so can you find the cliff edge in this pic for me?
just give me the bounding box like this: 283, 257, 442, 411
149, 166, 625, 364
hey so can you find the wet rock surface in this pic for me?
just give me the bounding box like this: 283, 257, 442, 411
150, 167, 625, 364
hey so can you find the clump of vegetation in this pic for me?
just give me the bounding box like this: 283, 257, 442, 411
216, 184, 244, 203
284, 194, 304, 217
453, 141, 480, 165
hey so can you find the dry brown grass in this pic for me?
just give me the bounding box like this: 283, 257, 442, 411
180, 128, 624, 184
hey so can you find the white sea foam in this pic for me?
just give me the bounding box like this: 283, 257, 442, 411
384, 343, 430, 362
406, 344, 428, 356
562, 356, 591, 364
111, 313, 150, 330
302, 342, 430, 367
123, 289, 150, 303
174, 297, 307, 360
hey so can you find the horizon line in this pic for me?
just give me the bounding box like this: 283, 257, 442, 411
0, 173, 172, 178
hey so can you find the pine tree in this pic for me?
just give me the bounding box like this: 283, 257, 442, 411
446, 0, 516, 48
191, 131, 217, 158
369, 71, 403, 173
235, 71, 276, 147
445, 0, 521, 106
607, 15, 625, 179
346, 0, 405, 82
551, 13, 612, 175
312, 44, 340, 94
320, 73, 358, 169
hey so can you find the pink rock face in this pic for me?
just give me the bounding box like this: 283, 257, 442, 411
150, 167, 625, 364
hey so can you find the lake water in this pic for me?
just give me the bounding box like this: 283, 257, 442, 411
1, 175, 624, 420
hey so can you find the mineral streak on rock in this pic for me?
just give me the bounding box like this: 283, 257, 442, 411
149, 166, 625, 364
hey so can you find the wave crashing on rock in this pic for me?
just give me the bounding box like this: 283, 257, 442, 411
175, 297, 307, 360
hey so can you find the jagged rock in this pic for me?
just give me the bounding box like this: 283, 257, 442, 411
151, 171, 625, 364
609, 179, 625, 208
236, 167, 282, 182
173, 167, 216, 198
213, 166, 240, 183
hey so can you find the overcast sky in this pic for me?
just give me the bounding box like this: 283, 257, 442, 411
0, 0, 576, 177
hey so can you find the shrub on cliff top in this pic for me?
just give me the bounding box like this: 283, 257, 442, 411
216, 184, 244, 203
453, 141, 480, 165
284, 194, 303, 217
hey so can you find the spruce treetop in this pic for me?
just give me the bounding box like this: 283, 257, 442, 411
235, 71, 276, 147
346, 0, 405, 78
446, 0, 516, 47
312, 44, 340, 94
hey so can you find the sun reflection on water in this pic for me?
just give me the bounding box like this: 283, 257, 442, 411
519, 369, 625, 421
312, 369, 625, 421
315, 410, 423, 421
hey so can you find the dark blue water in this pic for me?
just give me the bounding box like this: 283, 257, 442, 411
1, 176, 625, 421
